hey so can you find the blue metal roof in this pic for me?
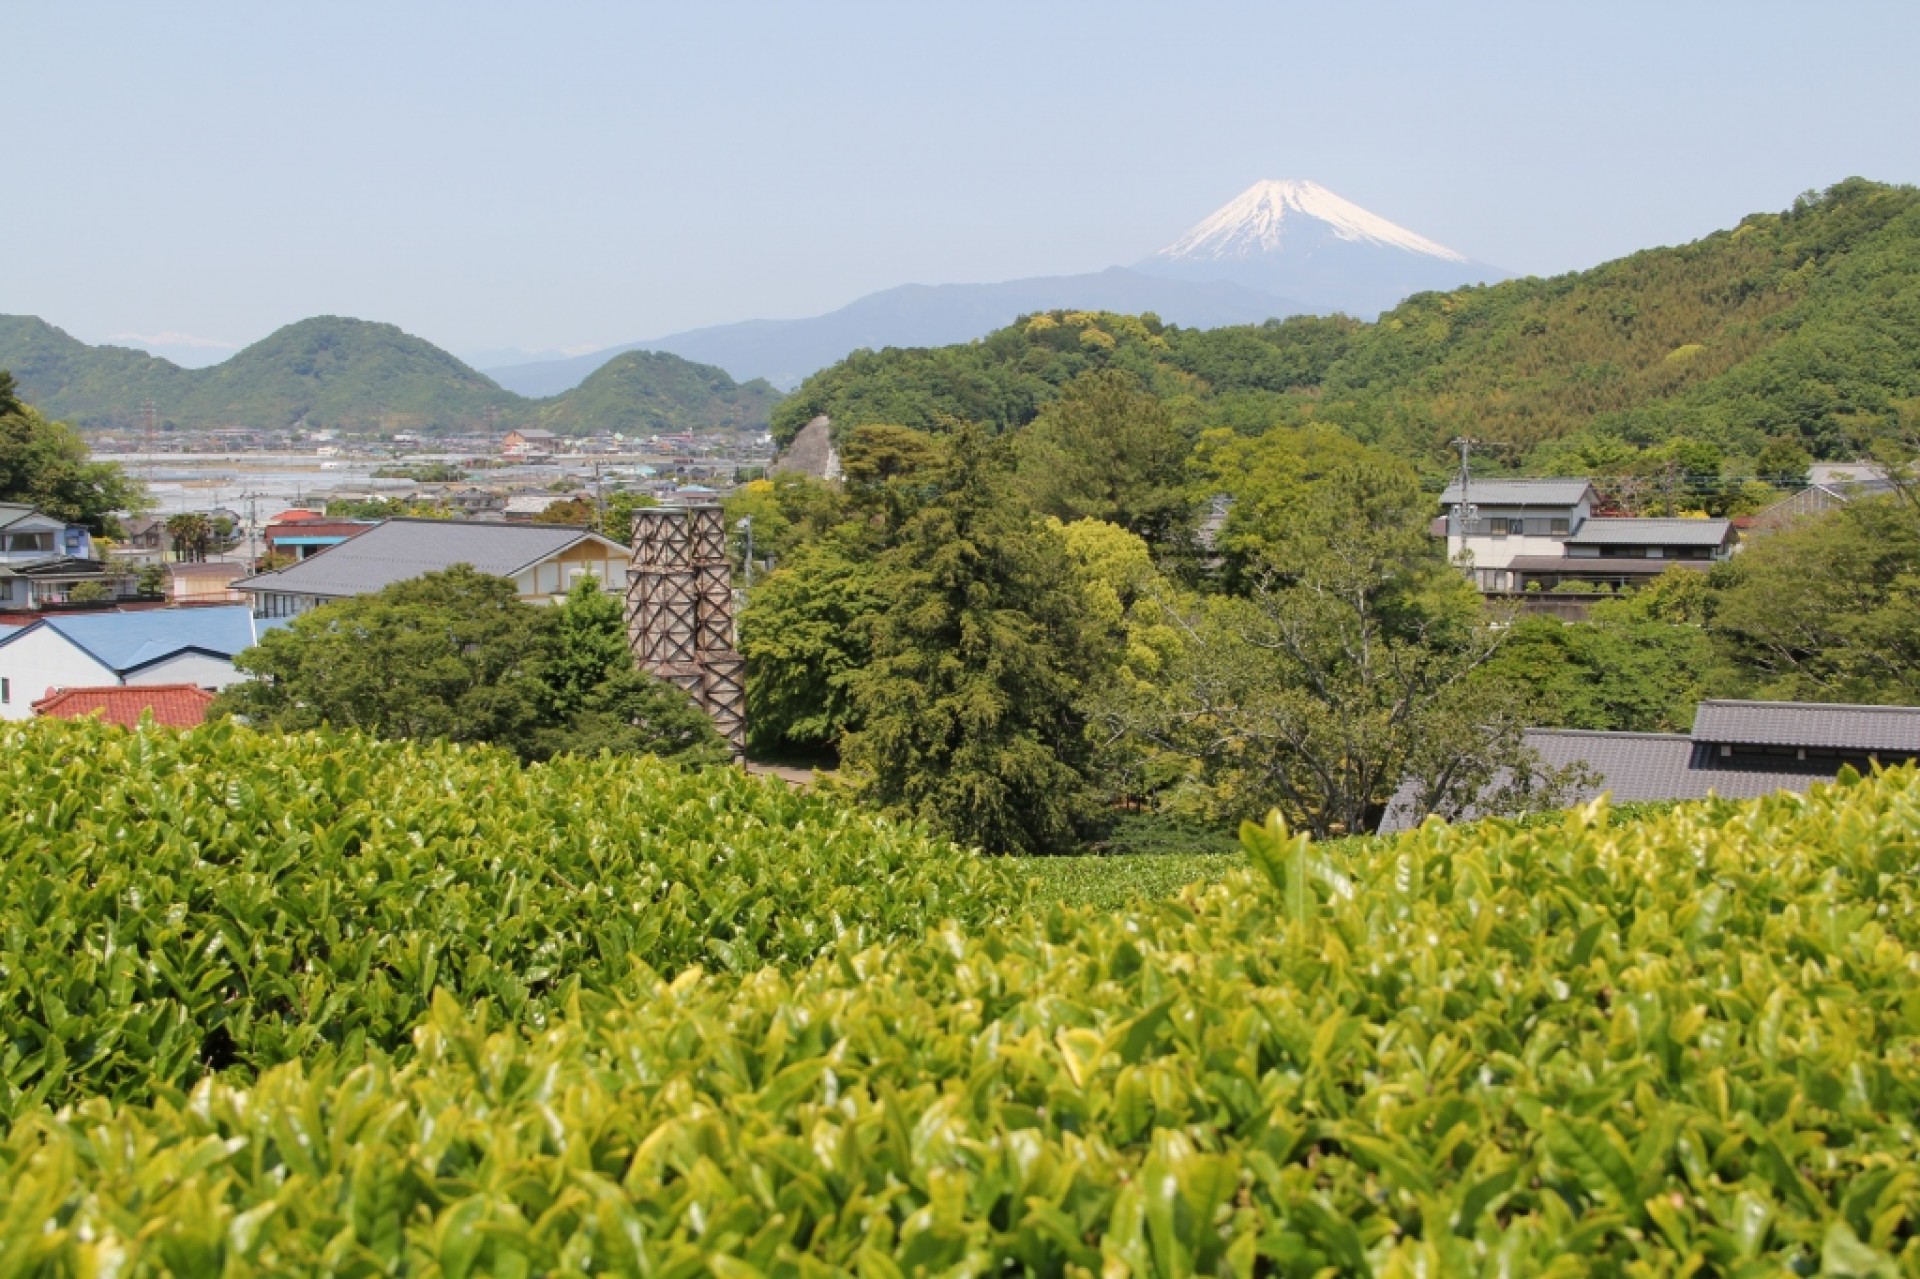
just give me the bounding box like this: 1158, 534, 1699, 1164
0, 605, 258, 674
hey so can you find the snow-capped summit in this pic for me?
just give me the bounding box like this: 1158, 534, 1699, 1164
1159, 179, 1469, 263
1135, 179, 1503, 317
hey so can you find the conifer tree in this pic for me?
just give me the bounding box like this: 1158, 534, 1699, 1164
844, 427, 1106, 854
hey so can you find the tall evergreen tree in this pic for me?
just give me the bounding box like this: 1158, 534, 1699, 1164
844, 427, 1107, 854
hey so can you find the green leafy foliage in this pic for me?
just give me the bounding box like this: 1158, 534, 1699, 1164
738, 533, 887, 758
7, 770, 1920, 1273
1475, 612, 1716, 733
0, 717, 1016, 1115
218, 566, 730, 766
844, 428, 1110, 853
0, 370, 143, 529
1710, 494, 1920, 703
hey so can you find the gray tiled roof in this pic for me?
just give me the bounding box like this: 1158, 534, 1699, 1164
234, 518, 621, 599
1565, 518, 1732, 547
1502, 555, 1712, 575
1377, 728, 1829, 833
1691, 700, 1920, 752
1439, 478, 1593, 507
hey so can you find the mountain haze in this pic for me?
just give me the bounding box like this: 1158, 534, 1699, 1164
488, 179, 1493, 396
0, 315, 781, 437
486, 268, 1311, 396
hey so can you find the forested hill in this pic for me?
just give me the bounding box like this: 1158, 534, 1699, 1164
531, 349, 783, 436
0, 315, 782, 437
774, 178, 1920, 472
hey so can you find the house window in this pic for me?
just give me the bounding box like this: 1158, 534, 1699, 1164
2, 678, 9, 704
1549, 518, 1570, 535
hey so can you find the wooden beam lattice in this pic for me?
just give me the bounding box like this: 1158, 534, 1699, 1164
625, 504, 745, 757
688, 506, 730, 565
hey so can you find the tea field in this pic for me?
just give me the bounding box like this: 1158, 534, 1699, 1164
5, 718, 1920, 1275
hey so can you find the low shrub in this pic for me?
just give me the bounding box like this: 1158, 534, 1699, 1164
6, 769, 1920, 1271
0, 718, 1016, 1115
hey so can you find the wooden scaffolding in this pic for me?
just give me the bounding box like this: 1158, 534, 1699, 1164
626, 505, 745, 757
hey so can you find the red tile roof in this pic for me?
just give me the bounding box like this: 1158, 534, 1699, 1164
263, 521, 375, 546
32, 684, 216, 728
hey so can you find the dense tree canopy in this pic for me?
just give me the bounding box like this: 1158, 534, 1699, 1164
0, 370, 143, 529
1709, 495, 1920, 703
1092, 456, 1566, 837
219, 568, 728, 766
842, 429, 1110, 854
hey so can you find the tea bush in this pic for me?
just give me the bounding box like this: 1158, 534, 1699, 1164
6, 764, 1920, 1273
0, 718, 1016, 1115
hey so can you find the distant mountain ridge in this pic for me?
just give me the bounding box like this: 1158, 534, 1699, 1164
487, 179, 1503, 394
487, 267, 1312, 396
769, 178, 1920, 473
0, 315, 781, 437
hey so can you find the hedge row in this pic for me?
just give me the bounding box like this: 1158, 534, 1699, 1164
0, 719, 1016, 1115
5, 755, 1920, 1274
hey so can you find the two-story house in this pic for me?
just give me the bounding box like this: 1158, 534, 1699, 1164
1439, 478, 1735, 596
0, 503, 137, 610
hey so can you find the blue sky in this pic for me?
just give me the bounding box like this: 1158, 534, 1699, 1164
6, 1, 1917, 364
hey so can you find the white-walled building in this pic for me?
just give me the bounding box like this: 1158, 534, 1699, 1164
0, 606, 259, 720
1439, 478, 1735, 593
0, 501, 136, 609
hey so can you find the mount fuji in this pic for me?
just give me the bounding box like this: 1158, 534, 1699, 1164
1133, 179, 1505, 315
486, 180, 1505, 395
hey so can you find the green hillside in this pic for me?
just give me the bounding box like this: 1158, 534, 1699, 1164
532, 348, 782, 436
0, 315, 782, 437
774, 178, 1920, 470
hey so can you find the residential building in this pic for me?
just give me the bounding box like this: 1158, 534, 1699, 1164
502, 428, 558, 459
1746, 464, 1899, 537
233, 518, 630, 619
262, 517, 377, 561
503, 493, 566, 522
167, 561, 248, 605
0, 502, 137, 609
1378, 698, 1920, 833
34, 683, 216, 729
120, 516, 174, 562
1438, 478, 1735, 595
0, 605, 259, 720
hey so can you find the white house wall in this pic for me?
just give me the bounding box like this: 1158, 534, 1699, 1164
1449, 532, 1572, 574
124, 652, 246, 691
514, 556, 626, 605
0, 630, 116, 720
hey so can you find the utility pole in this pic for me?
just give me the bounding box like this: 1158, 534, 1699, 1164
593, 461, 606, 537
1449, 436, 1478, 536
140, 399, 157, 481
